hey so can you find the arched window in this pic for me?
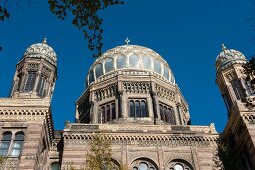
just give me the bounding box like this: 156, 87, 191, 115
99, 102, 115, 124
130, 100, 135, 117
17, 73, 23, 91
131, 158, 158, 170
141, 101, 147, 117
142, 56, 151, 69
116, 55, 127, 69
231, 79, 246, 100
159, 103, 176, 125
135, 101, 141, 117
95, 63, 103, 78
0, 132, 12, 156
105, 58, 114, 73
168, 159, 193, 170
11, 132, 24, 157
168, 107, 176, 125
153, 60, 161, 74
51, 162, 60, 170
129, 54, 140, 68
36, 75, 47, 97
89, 69, 94, 84
24, 72, 36, 91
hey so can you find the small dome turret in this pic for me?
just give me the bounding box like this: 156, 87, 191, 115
23, 38, 57, 66
215, 44, 246, 71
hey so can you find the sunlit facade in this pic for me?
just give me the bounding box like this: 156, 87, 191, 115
0, 40, 255, 169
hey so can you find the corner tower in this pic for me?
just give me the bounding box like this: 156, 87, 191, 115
0, 39, 58, 169
216, 44, 255, 169
10, 38, 57, 100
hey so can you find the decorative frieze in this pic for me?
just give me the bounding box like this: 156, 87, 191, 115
27, 62, 40, 71
94, 84, 117, 102
155, 84, 175, 101
123, 82, 150, 93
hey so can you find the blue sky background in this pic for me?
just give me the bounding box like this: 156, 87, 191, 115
0, 0, 255, 132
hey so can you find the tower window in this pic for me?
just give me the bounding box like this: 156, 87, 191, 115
159, 103, 176, 124
88, 69, 95, 84
129, 99, 148, 118
24, 72, 36, 92
99, 102, 116, 123
0, 131, 25, 157
142, 56, 151, 70
95, 63, 103, 78
0, 132, 12, 156
231, 79, 246, 100
153, 60, 162, 74
37, 75, 47, 97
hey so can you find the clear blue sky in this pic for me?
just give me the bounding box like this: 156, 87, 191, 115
0, 0, 254, 132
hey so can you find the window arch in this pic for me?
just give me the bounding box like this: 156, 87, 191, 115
131, 158, 158, 170
159, 103, 176, 125
95, 63, 103, 78
24, 72, 36, 91
99, 102, 116, 124
105, 58, 114, 73
116, 55, 127, 69
11, 132, 24, 157
168, 159, 193, 170
129, 54, 140, 68
129, 99, 148, 118
0, 131, 12, 156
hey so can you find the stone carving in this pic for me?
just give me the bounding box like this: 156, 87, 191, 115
155, 84, 175, 101
94, 84, 117, 101
123, 82, 150, 94
42, 66, 52, 77
27, 62, 40, 71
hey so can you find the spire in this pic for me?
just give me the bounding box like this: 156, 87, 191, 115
221, 43, 227, 51
125, 37, 130, 45
42, 38, 47, 44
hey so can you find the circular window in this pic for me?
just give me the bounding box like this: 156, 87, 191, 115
174, 164, 184, 170
139, 162, 148, 170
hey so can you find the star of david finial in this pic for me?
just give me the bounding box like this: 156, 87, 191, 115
125, 37, 130, 45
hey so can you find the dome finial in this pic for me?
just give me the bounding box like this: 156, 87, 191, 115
125, 37, 130, 45
43, 38, 47, 44
221, 43, 227, 51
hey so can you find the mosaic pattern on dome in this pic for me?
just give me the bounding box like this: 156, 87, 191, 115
23, 39, 57, 66
215, 44, 246, 71
87, 45, 175, 85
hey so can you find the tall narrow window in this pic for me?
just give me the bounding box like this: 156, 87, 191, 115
89, 69, 95, 84
141, 101, 147, 117
106, 105, 111, 122
11, 132, 24, 157
37, 76, 47, 97
51, 162, 61, 170
101, 106, 106, 123
129, 54, 140, 68
17, 73, 23, 91
231, 79, 246, 100
135, 101, 140, 117
153, 60, 162, 74
24, 72, 36, 91
142, 56, 151, 69
168, 107, 176, 125
105, 58, 114, 73
116, 55, 127, 69
111, 103, 116, 120
95, 63, 103, 78
0, 132, 12, 156
130, 101, 135, 117
163, 65, 170, 80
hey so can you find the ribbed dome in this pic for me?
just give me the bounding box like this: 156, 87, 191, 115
23, 38, 57, 66
215, 44, 246, 71
87, 45, 175, 85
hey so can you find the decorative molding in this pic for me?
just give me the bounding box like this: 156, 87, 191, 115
123, 82, 150, 94
155, 84, 175, 101
94, 84, 117, 102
